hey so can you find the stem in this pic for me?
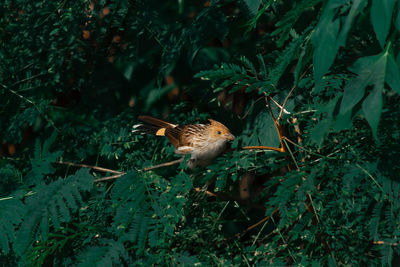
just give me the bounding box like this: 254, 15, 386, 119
54, 161, 124, 174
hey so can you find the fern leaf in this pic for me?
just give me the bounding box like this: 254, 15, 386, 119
76, 239, 128, 267
14, 169, 94, 256
0, 199, 25, 254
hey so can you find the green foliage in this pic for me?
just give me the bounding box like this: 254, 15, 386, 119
1, 0, 400, 266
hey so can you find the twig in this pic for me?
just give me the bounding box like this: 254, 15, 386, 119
94, 173, 125, 182
278, 84, 296, 120
282, 137, 337, 160
373, 241, 399, 246
242, 146, 284, 152
277, 68, 309, 120
194, 187, 217, 197
54, 161, 124, 174
1, 82, 60, 132
238, 96, 264, 119
143, 158, 183, 171
265, 93, 291, 115
0, 191, 36, 201
11, 73, 47, 87
232, 208, 279, 240
355, 163, 384, 194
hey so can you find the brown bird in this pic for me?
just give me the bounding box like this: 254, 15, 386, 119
133, 115, 235, 168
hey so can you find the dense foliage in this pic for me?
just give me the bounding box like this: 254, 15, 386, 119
1, 0, 400, 265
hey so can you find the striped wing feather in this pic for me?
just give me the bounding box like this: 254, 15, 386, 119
165, 124, 208, 150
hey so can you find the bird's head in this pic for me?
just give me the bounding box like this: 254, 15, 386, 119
207, 119, 235, 142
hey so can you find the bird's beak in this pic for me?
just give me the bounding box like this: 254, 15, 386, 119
225, 133, 235, 141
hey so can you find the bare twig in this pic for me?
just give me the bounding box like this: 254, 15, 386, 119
194, 187, 217, 197
232, 208, 279, 239
143, 158, 183, 171
1, 82, 60, 132
373, 241, 399, 246
242, 146, 284, 152
278, 84, 296, 120
266, 93, 291, 115
277, 68, 310, 120
11, 73, 47, 87
54, 161, 124, 174
94, 173, 125, 182
238, 96, 264, 120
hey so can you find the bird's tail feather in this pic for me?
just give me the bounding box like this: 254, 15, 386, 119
138, 115, 176, 128
133, 116, 176, 136
132, 124, 163, 135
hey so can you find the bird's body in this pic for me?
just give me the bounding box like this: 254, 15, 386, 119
133, 115, 235, 168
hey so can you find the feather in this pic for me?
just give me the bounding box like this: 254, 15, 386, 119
138, 115, 177, 128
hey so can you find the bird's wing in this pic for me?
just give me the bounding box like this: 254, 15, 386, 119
165, 124, 209, 150
175, 146, 195, 154
164, 126, 183, 147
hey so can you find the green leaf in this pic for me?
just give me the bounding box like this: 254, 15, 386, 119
396, 3, 400, 31
242, 0, 262, 17
339, 49, 394, 137
370, 0, 396, 48
312, 9, 340, 85
386, 53, 400, 94
362, 85, 382, 138
312, 0, 364, 86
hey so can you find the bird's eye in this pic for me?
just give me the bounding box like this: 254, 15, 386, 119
217, 131, 221, 135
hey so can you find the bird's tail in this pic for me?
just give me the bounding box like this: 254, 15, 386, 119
132, 115, 176, 136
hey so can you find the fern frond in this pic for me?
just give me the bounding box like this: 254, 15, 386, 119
25, 132, 62, 185
0, 199, 25, 254
14, 169, 94, 256
76, 238, 128, 267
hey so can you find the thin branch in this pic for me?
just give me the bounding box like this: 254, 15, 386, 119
194, 187, 217, 197
143, 158, 183, 171
232, 208, 279, 239
277, 67, 310, 120
1, 82, 60, 132
278, 84, 296, 120
373, 241, 399, 246
238, 96, 264, 120
265, 93, 291, 115
54, 161, 124, 174
0, 191, 36, 201
11, 73, 47, 87
242, 146, 284, 153
282, 137, 337, 160
94, 173, 125, 182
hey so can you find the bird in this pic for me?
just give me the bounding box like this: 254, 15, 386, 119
133, 115, 235, 168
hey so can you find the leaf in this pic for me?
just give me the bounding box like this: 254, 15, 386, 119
370, 0, 396, 48
14, 169, 94, 256
242, 0, 262, 17
339, 49, 394, 137
312, 0, 365, 86
312, 10, 340, 85
362, 85, 382, 138
0, 199, 24, 254
386, 53, 400, 94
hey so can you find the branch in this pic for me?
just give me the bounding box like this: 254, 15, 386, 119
143, 158, 183, 171
277, 67, 310, 120
231, 208, 279, 239
94, 173, 125, 182
54, 161, 124, 174
242, 146, 284, 153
